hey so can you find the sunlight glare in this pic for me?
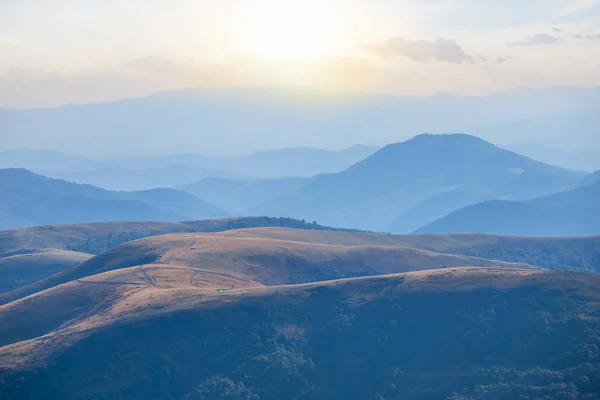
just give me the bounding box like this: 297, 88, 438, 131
243, 0, 337, 64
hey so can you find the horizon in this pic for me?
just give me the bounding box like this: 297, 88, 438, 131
1, 83, 599, 111
2, 1, 600, 108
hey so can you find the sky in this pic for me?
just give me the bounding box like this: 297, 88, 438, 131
1, 0, 599, 108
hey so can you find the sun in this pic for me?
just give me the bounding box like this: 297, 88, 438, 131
243, 0, 336, 64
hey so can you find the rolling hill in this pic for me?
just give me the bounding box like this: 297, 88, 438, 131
0, 249, 92, 294
0, 169, 226, 229
258, 133, 582, 231
2, 223, 599, 304
417, 181, 600, 236
1, 268, 599, 399
0, 229, 534, 306
0, 217, 364, 255
211, 227, 600, 271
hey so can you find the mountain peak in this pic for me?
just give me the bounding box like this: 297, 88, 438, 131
407, 133, 493, 146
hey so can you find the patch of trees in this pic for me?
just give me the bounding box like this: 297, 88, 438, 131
457, 243, 600, 272
1, 285, 599, 399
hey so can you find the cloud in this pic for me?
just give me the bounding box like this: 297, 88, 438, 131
509, 34, 561, 45
495, 56, 513, 64
572, 33, 600, 40
362, 37, 475, 64
552, 27, 564, 33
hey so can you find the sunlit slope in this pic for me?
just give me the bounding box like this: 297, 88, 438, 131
0, 217, 362, 255
0, 230, 534, 305
1, 268, 599, 399
217, 228, 600, 271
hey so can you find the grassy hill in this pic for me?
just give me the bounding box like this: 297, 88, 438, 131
2, 224, 599, 304
1, 268, 599, 399
0, 230, 532, 306
0, 217, 362, 256
0, 249, 92, 294
205, 228, 600, 272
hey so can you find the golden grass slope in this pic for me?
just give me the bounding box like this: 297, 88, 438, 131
0, 267, 599, 374
0, 229, 536, 305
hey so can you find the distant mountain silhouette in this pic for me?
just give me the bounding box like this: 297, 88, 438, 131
583, 170, 600, 186
101, 145, 377, 179
527, 181, 600, 209
1, 86, 597, 155
257, 134, 582, 231
507, 143, 600, 172
0, 169, 225, 229
181, 177, 310, 214
0, 149, 98, 171
465, 109, 600, 151
416, 182, 600, 236
43, 165, 242, 191
2, 146, 376, 191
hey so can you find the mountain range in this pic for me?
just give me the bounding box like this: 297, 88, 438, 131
0, 168, 225, 229
0, 145, 376, 190
248, 133, 583, 231
1, 134, 590, 233
1, 86, 598, 155
416, 180, 600, 236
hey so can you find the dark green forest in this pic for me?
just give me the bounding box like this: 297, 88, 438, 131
2, 280, 599, 400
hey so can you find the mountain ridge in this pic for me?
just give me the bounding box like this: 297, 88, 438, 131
256, 133, 582, 231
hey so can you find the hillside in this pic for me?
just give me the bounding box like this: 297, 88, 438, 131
0, 249, 92, 294
415, 200, 600, 236
1, 268, 599, 399
207, 228, 600, 273
2, 223, 599, 303
258, 133, 582, 231
0, 231, 533, 305
0, 217, 363, 255
0, 169, 226, 229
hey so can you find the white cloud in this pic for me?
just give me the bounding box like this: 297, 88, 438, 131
509, 33, 561, 45
362, 37, 475, 64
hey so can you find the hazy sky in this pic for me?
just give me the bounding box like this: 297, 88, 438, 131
1, 0, 599, 108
